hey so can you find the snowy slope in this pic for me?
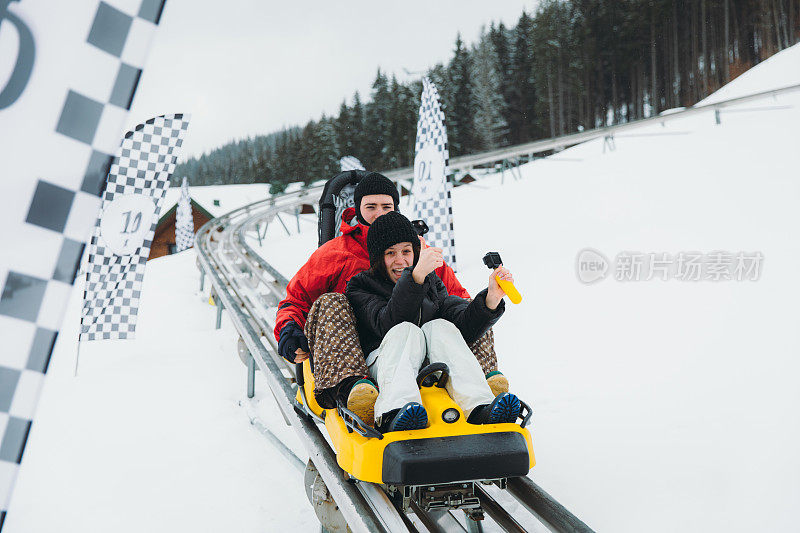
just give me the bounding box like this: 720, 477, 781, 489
160, 183, 272, 218
257, 43, 800, 532
697, 44, 800, 105
451, 44, 800, 532
4, 251, 317, 533
8, 43, 800, 532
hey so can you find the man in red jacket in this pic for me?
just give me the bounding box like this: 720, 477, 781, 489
274, 172, 506, 423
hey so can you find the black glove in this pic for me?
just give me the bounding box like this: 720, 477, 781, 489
278, 321, 309, 363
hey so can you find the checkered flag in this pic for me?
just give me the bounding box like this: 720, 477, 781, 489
80, 114, 190, 341
0, 1, 168, 526
411, 78, 457, 271
340, 156, 365, 171
175, 176, 194, 252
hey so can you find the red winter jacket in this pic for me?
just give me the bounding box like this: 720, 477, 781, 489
273, 207, 470, 341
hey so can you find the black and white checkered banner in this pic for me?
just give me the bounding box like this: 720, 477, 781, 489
339, 156, 365, 172
175, 176, 194, 252
80, 114, 190, 342
0, 1, 167, 527
411, 77, 457, 271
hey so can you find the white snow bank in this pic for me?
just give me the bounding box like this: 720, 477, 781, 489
5, 251, 317, 533
261, 61, 800, 532
161, 183, 271, 218
697, 42, 800, 105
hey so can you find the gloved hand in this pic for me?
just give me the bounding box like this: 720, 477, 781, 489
278, 321, 309, 363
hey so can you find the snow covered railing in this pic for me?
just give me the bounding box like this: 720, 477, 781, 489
381, 82, 800, 180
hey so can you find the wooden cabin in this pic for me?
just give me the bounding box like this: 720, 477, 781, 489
149, 199, 214, 260
147, 183, 272, 261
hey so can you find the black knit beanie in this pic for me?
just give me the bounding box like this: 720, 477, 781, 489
353, 172, 400, 225
367, 211, 421, 276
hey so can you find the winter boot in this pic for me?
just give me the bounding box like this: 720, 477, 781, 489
378, 402, 428, 433
467, 392, 522, 425
344, 378, 378, 425
485, 370, 509, 397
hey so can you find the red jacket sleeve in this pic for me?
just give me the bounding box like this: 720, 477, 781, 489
436, 262, 470, 299
274, 247, 337, 342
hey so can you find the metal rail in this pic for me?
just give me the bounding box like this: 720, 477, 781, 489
506, 477, 593, 533
381, 82, 800, 180
196, 200, 395, 533
476, 485, 527, 533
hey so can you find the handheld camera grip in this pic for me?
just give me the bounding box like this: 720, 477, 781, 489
482, 252, 522, 304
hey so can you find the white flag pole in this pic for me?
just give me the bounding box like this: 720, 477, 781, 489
74, 342, 81, 378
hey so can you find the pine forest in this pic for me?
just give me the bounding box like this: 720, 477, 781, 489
173, 0, 800, 192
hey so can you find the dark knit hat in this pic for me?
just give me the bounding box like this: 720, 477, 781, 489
367, 211, 421, 274
353, 172, 400, 225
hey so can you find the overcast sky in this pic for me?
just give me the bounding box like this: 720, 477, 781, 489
126, 0, 539, 161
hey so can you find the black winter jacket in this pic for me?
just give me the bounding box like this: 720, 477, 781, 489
345, 267, 504, 354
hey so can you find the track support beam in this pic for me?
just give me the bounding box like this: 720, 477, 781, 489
247, 353, 255, 398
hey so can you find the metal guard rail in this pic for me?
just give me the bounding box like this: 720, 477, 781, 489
195, 196, 392, 533
382, 82, 800, 180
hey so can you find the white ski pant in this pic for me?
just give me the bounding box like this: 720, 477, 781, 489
367, 319, 495, 424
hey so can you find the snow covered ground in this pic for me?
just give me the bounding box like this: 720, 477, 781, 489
7, 44, 800, 532
697, 42, 800, 105
3, 250, 318, 533
160, 183, 273, 217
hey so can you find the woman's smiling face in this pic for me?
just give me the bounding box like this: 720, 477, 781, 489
383, 242, 414, 282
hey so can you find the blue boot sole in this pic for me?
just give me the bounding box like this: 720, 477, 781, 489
487, 393, 522, 424
388, 402, 428, 432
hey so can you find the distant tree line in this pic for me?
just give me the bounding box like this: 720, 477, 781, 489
173, 0, 798, 191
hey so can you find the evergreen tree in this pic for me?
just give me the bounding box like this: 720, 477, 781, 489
471, 29, 509, 150
364, 70, 391, 169
348, 91, 367, 160
314, 116, 340, 181
272, 130, 291, 185
399, 81, 421, 165
300, 121, 318, 181
447, 34, 477, 156
254, 144, 274, 184
334, 100, 353, 158
387, 76, 418, 168
508, 11, 539, 143
426, 63, 451, 106
287, 128, 305, 183
489, 22, 514, 143
386, 76, 403, 168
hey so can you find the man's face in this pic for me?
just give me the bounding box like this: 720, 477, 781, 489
359, 194, 395, 225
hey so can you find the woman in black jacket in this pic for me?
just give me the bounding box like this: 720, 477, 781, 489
345, 211, 521, 433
